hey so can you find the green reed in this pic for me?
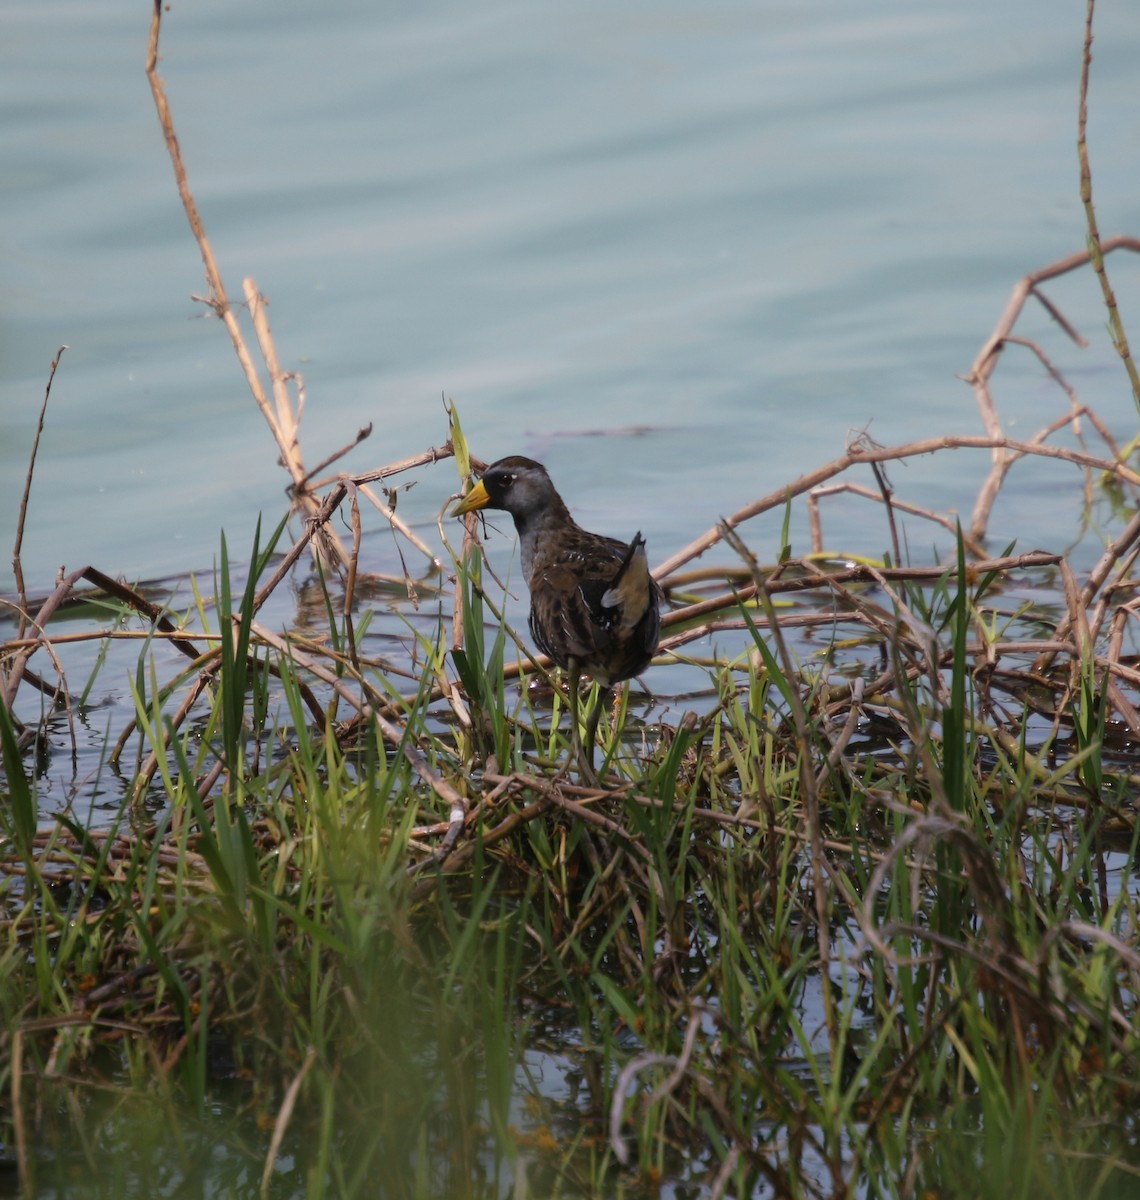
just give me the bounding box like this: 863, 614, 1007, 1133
2, 508, 1140, 1199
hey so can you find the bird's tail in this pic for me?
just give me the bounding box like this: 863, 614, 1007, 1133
601, 533, 653, 630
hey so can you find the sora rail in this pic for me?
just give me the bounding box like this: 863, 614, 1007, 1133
452, 455, 662, 779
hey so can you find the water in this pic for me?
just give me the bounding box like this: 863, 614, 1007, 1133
4, 0, 1139, 594
3, 0, 1140, 821
4, 8, 1140, 1190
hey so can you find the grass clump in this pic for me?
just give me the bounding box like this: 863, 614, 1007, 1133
8, 502, 1140, 1197
7, 311, 1140, 1197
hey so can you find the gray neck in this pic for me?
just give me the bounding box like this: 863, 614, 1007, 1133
513, 503, 573, 582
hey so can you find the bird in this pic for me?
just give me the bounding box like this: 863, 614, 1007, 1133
451, 455, 662, 780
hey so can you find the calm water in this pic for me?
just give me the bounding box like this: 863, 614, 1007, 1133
4, 0, 1140, 594
3, 0, 1140, 813
5, 0, 1140, 817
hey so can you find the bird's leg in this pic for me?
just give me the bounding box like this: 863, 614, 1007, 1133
581, 689, 606, 781
565, 660, 587, 780
564, 659, 600, 784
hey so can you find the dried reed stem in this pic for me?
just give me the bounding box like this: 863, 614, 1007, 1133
965, 236, 1140, 537
1077, 0, 1140, 414
654, 432, 1139, 581
146, 2, 351, 570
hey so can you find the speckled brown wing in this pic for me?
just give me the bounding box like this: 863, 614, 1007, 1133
527, 530, 661, 686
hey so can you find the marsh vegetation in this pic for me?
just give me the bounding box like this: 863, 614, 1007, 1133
3, 3, 1140, 1197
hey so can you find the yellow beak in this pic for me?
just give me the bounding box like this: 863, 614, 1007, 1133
451, 479, 490, 516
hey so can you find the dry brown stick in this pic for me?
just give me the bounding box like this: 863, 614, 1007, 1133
965, 237, 1140, 391
1100, 654, 1140, 692
1105, 601, 1130, 670
662, 585, 758, 628
2, 566, 89, 711
245, 281, 299, 469
0, 602, 78, 752
1003, 338, 1109, 526
272, 444, 449, 584
251, 481, 348, 612
26, 635, 75, 756
408, 796, 553, 898
1003, 338, 1088, 433
1034, 507, 1140, 673
407, 792, 498, 870
0, 628, 223, 653
299, 424, 374, 488
81, 567, 205, 660
0, 659, 55, 699
342, 480, 363, 676
965, 236, 1140, 537
145, 8, 270, 439
1085, 591, 1112, 660
1079, 508, 1140, 612
145, 3, 351, 570
312, 441, 456, 492
355, 481, 441, 567
806, 487, 824, 556
250, 623, 467, 820
1077, 0, 1140, 414
653, 434, 1137, 580
1060, 562, 1090, 710
11, 348, 66, 639
260, 1046, 317, 1200
973, 640, 1079, 659
806, 481, 988, 559
866, 454, 901, 567
11, 1028, 30, 1196
1025, 402, 1098, 518
672, 551, 1063, 609
656, 612, 844, 657
194, 757, 227, 802
122, 669, 213, 800
660, 565, 755, 589
243, 281, 350, 570
1074, 400, 1127, 468
976, 356, 1132, 536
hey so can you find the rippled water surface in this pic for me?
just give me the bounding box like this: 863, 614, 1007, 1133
4, 0, 1140, 590
4, 0, 1140, 819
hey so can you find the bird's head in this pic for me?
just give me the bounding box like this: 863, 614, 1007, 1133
451, 456, 563, 524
